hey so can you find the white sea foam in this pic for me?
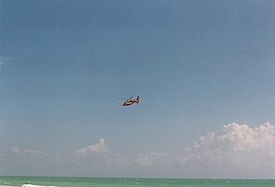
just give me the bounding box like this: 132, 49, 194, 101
21, 185, 58, 187
0, 184, 58, 187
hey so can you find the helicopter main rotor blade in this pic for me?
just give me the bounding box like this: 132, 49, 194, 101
117, 98, 126, 100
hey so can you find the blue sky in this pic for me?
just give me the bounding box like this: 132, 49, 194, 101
1, 0, 275, 178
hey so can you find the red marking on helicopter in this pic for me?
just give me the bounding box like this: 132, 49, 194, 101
123, 96, 140, 106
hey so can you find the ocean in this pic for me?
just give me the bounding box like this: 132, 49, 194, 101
0, 176, 275, 187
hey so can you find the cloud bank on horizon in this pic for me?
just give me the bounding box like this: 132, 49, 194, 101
181, 122, 275, 168
75, 138, 108, 158
1, 122, 275, 177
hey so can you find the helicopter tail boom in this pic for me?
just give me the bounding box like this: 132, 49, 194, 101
136, 96, 140, 104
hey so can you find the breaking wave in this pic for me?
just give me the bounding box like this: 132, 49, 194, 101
21, 185, 58, 187
0, 185, 58, 187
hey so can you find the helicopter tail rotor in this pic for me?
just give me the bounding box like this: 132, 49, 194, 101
136, 96, 140, 104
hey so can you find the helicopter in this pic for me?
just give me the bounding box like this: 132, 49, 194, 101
122, 96, 140, 106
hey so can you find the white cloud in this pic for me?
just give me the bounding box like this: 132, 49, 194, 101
3, 123, 274, 177
180, 122, 275, 168
135, 152, 168, 166
0, 56, 11, 65
110, 123, 275, 171
71, 123, 275, 177
11, 146, 20, 154
75, 138, 108, 158
9, 146, 45, 159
